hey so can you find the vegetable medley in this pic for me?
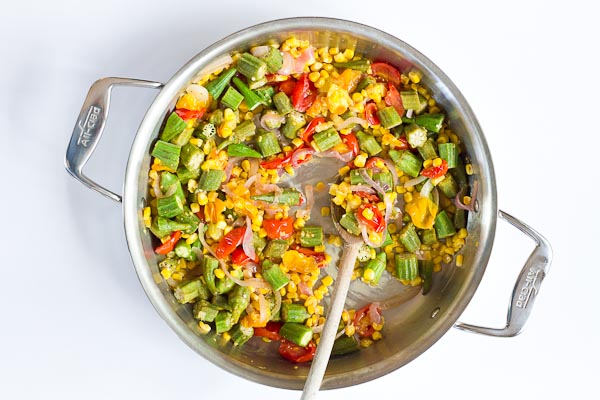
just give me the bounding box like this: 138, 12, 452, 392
144, 37, 476, 362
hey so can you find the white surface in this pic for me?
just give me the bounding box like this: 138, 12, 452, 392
1, 1, 598, 398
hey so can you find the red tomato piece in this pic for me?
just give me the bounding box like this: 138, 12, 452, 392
291, 74, 317, 112
154, 231, 182, 255
214, 227, 246, 259
364, 102, 380, 126
254, 321, 282, 341
260, 152, 292, 169
230, 247, 258, 265
263, 217, 295, 240
384, 83, 405, 116
353, 303, 382, 338
300, 117, 325, 143
421, 159, 449, 179
175, 108, 205, 120
371, 62, 402, 87
354, 191, 380, 203
365, 156, 386, 170
356, 203, 385, 233
278, 79, 296, 96
278, 339, 316, 363
341, 132, 360, 157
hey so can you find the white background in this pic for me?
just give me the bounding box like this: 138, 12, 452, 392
1, 1, 598, 399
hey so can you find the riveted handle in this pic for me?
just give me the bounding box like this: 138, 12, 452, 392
65, 77, 163, 202
454, 210, 552, 337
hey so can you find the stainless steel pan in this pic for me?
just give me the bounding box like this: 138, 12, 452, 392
65, 17, 552, 390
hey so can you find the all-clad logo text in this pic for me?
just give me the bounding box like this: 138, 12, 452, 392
516, 267, 540, 309
77, 106, 101, 147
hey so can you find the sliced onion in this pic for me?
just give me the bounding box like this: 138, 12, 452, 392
272, 290, 282, 319
253, 181, 282, 196
187, 84, 209, 106
277, 51, 294, 75
455, 180, 479, 211
349, 185, 376, 194
420, 179, 434, 198
404, 175, 427, 188
359, 169, 386, 199
225, 157, 243, 181
359, 221, 385, 248
198, 54, 233, 78
191, 247, 204, 261
251, 45, 270, 58
383, 192, 393, 223
383, 158, 399, 186
368, 302, 382, 325
242, 216, 256, 261
257, 293, 268, 324
335, 329, 346, 339
197, 223, 269, 289
316, 150, 354, 163
311, 324, 324, 334
432, 187, 439, 208
406, 109, 414, 118
296, 184, 314, 219
292, 47, 315, 74
333, 116, 368, 130
291, 147, 315, 167
248, 158, 259, 177
152, 178, 164, 198
298, 281, 313, 296
244, 174, 259, 189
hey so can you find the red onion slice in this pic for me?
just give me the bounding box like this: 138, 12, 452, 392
248, 158, 259, 177
225, 157, 243, 181
349, 185, 377, 194
291, 147, 315, 167
277, 51, 294, 75
152, 178, 164, 198
359, 221, 386, 248
242, 216, 256, 261
272, 290, 282, 319
257, 293, 268, 324
368, 302, 382, 325
383, 158, 399, 186
455, 181, 479, 212
419, 179, 434, 198
244, 174, 259, 189
198, 54, 233, 78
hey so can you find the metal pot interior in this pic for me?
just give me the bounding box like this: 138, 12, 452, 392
123, 17, 497, 390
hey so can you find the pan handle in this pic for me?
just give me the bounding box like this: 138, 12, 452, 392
65, 77, 163, 203
454, 210, 552, 337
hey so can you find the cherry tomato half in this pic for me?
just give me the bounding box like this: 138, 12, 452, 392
384, 83, 404, 116
291, 74, 317, 112
278, 339, 316, 363
353, 303, 382, 338
300, 117, 325, 143
364, 102, 380, 126
341, 132, 360, 157
230, 247, 258, 265
174, 108, 205, 120
214, 227, 246, 259
356, 203, 385, 233
254, 321, 282, 341
263, 217, 295, 240
371, 62, 402, 87
421, 159, 449, 179
154, 231, 182, 255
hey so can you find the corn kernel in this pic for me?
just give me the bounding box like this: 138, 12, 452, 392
387, 223, 398, 234
314, 77, 326, 88
423, 159, 433, 169
404, 192, 413, 203
354, 153, 367, 168
361, 206, 374, 220
372, 322, 384, 331
432, 157, 443, 167
214, 268, 225, 280
463, 196, 472, 205
408, 70, 421, 83
344, 324, 356, 336
291, 138, 304, 148
363, 268, 375, 282
360, 338, 373, 348
197, 192, 208, 206
456, 254, 464, 267
198, 321, 211, 334
338, 165, 350, 176
333, 53, 346, 63
258, 228, 267, 238
310, 61, 323, 71
343, 48, 355, 59
465, 164, 474, 175
321, 275, 333, 287
372, 331, 383, 341
318, 206, 331, 217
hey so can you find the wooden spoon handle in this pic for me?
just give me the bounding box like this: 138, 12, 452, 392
300, 241, 362, 400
